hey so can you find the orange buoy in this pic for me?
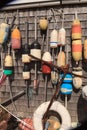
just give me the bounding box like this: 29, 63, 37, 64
84, 39, 87, 59
50, 29, 58, 48
39, 18, 48, 31
71, 19, 82, 40
11, 26, 21, 49
58, 28, 66, 46
72, 40, 82, 62
57, 51, 66, 67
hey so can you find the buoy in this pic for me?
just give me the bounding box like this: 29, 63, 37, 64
82, 85, 87, 100
11, 27, 21, 49
0, 23, 10, 44
58, 28, 66, 46
51, 70, 58, 86
39, 18, 48, 31
22, 64, 30, 80
72, 40, 82, 62
72, 67, 82, 89
84, 39, 87, 59
50, 29, 58, 48
60, 73, 73, 95
42, 52, 52, 74
57, 51, 66, 67
71, 19, 82, 40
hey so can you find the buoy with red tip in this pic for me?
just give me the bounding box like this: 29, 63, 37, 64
71, 11, 82, 40
72, 39, 82, 63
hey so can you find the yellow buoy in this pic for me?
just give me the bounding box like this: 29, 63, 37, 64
4, 54, 13, 67
72, 40, 82, 62
39, 18, 48, 31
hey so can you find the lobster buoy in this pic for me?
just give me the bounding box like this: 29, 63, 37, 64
58, 28, 66, 46
0, 23, 10, 44
30, 39, 41, 61
72, 40, 82, 62
22, 44, 31, 63
82, 85, 87, 100
72, 67, 82, 89
11, 26, 21, 49
42, 52, 52, 74
33, 101, 71, 130
71, 19, 82, 40
60, 73, 73, 95
39, 18, 48, 31
22, 64, 30, 80
4, 54, 13, 75
57, 51, 66, 67
51, 70, 59, 86
84, 39, 87, 59
50, 29, 58, 48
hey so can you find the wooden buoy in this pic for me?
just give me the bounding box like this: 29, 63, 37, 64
39, 18, 48, 31
60, 73, 73, 95
84, 39, 87, 59
71, 19, 82, 40
72, 67, 82, 89
0, 23, 10, 44
42, 52, 52, 74
50, 29, 58, 48
72, 40, 82, 62
22, 64, 30, 80
11, 26, 21, 49
58, 28, 66, 46
57, 51, 66, 67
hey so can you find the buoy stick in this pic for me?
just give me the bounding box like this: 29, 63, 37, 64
44, 75, 48, 101
26, 80, 29, 107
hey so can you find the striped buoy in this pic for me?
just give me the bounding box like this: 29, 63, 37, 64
72, 67, 82, 89
22, 44, 31, 63
0, 23, 10, 44
58, 28, 66, 46
30, 39, 41, 61
57, 51, 66, 67
71, 19, 82, 40
42, 52, 52, 74
50, 29, 58, 48
11, 26, 21, 49
60, 73, 73, 95
4, 54, 13, 75
22, 64, 30, 80
39, 18, 48, 31
72, 40, 82, 62
84, 39, 87, 59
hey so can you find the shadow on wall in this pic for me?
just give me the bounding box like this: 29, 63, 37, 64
77, 94, 87, 123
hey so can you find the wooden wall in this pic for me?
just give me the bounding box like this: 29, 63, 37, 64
0, 4, 87, 124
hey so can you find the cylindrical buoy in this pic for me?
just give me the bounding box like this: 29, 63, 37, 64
51, 70, 59, 86
60, 73, 73, 95
50, 29, 58, 48
57, 51, 66, 67
72, 40, 82, 62
72, 67, 82, 89
58, 28, 66, 46
39, 18, 48, 31
22, 64, 30, 80
42, 52, 52, 74
11, 27, 21, 49
71, 19, 82, 40
22, 44, 31, 63
30, 39, 41, 61
4, 54, 13, 75
0, 23, 10, 44
84, 39, 87, 59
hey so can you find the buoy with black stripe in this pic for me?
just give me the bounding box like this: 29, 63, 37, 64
72, 40, 82, 62
60, 73, 73, 95
72, 67, 82, 89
